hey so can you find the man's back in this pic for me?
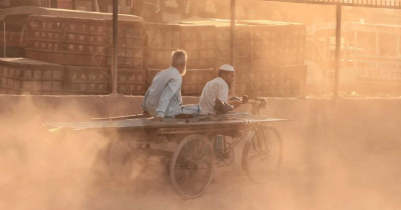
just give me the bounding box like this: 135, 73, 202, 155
199, 77, 229, 115
144, 67, 182, 117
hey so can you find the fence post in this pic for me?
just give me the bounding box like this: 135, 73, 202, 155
112, 0, 119, 95
334, 5, 342, 99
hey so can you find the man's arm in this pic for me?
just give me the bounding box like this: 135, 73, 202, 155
217, 85, 240, 108
217, 84, 229, 102
155, 78, 181, 118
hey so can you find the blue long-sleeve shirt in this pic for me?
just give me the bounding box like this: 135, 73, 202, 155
142, 67, 183, 118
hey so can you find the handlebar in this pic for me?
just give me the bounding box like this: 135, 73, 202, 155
229, 95, 267, 109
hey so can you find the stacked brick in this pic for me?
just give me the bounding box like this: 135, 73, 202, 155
0, 14, 307, 98
245, 20, 307, 97
0, 58, 64, 95
144, 23, 216, 96
107, 21, 147, 95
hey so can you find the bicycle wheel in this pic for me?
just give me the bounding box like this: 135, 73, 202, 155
170, 134, 214, 198
242, 126, 283, 183
108, 141, 147, 184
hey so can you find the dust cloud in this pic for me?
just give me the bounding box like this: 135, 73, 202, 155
0, 97, 110, 210
0, 96, 400, 210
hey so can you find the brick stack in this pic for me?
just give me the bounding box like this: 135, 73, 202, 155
3, 15, 308, 97
181, 68, 215, 96
117, 68, 147, 95
145, 23, 181, 70
106, 21, 145, 69
145, 23, 216, 96
249, 65, 307, 97
214, 23, 250, 96
180, 24, 215, 95
64, 66, 110, 95
180, 24, 215, 69
0, 25, 24, 57
244, 20, 307, 97
21, 14, 147, 96
24, 15, 108, 67
0, 58, 64, 95
107, 21, 147, 95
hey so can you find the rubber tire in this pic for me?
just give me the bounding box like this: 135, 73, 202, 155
170, 134, 215, 198
242, 126, 283, 183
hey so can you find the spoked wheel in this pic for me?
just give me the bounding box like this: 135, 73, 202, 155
222, 148, 235, 165
170, 134, 214, 198
242, 126, 283, 183
108, 141, 148, 184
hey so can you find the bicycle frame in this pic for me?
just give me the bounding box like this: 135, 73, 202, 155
214, 97, 267, 158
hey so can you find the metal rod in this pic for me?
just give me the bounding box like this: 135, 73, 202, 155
112, 0, 119, 95
3, 22, 6, 58
230, 0, 236, 95
334, 5, 342, 99
230, 0, 236, 68
51, 0, 58, 8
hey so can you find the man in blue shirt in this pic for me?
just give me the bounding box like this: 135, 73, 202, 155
142, 49, 200, 122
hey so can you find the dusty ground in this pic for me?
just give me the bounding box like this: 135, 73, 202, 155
1, 96, 400, 210
83, 132, 401, 210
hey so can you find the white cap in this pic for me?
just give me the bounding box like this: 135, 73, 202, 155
220, 64, 235, 72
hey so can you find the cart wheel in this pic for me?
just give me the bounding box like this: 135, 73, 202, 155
108, 141, 146, 184
242, 126, 283, 183
170, 134, 214, 198
223, 148, 235, 165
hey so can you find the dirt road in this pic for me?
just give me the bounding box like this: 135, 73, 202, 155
1, 97, 401, 210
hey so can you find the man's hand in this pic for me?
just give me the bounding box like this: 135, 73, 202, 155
151, 117, 164, 122
230, 100, 242, 108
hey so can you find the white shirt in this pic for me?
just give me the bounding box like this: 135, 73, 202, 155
199, 77, 229, 115
142, 67, 182, 118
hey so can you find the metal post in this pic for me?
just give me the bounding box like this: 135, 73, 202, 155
334, 5, 342, 99
3, 22, 6, 58
397, 35, 400, 56
230, 0, 236, 95
112, 0, 119, 95
72, 0, 76, 9
50, 0, 58, 8
230, 0, 236, 67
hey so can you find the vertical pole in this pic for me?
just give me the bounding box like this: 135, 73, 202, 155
230, 0, 236, 95
3, 22, 6, 58
72, 0, 76, 9
50, 0, 58, 8
334, 5, 342, 99
375, 32, 379, 56
112, 0, 119, 95
91, 0, 96, 11
353, 31, 357, 68
397, 35, 400, 57
230, 0, 236, 67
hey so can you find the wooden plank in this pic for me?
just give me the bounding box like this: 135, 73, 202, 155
44, 113, 289, 131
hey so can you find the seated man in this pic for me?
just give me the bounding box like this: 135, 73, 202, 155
142, 49, 200, 121
199, 64, 241, 115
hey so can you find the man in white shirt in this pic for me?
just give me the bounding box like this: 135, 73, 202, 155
199, 64, 241, 115
142, 49, 201, 122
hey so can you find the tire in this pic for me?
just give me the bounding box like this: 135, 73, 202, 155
108, 141, 147, 185
242, 126, 283, 183
223, 148, 235, 165
170, 134, 214, 198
